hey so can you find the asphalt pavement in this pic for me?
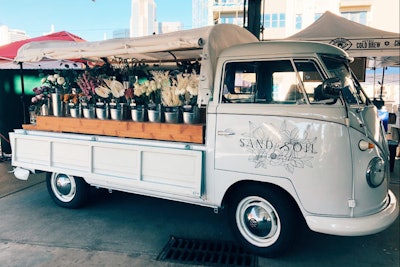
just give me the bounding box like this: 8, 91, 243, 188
0, 157, 399, 267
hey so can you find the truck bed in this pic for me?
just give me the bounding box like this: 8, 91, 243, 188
23, 116, 205, 144
10, 127, 206, 202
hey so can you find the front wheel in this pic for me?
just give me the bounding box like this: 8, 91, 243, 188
46, 172, 88, 209
227, 184, 298, 257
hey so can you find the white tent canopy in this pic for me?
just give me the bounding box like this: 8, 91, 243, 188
287, 11, 399, 67
14, 24, 258, 104
14, 24, 257, 68
0, 60, 83, 69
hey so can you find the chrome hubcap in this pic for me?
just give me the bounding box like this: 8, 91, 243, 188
51, 173, 77, 202
236, 196, 280, 247
56, 175, 72, 195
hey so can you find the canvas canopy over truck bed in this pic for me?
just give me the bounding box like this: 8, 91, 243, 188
14, 24, 258, 106
15, 24, 258, 143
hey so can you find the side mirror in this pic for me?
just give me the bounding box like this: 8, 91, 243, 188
321, 77, 341, 99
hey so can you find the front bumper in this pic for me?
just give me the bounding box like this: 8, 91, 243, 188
305, 190, 399, 236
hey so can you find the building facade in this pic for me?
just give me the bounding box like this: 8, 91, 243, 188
192, 0, 400, 39
130, 0, 158, 37
158, 22, 183, 34
0, 25, 29, 47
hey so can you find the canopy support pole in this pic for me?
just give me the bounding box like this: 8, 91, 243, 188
380, 67, 385, 99
373, 57, 376, 98
19, 62, 27, 124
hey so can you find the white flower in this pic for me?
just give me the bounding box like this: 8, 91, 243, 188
187, 85, 198, 96
41, 78, 46, 84
149, 80, 157, 92
53, 74, 60, 79
57, 77, 65, 85
109, 80, 125, 98
175, 88, 186, 96
133, 82, 146, 97
95, 86, 111, 98
47, 75, 56, 83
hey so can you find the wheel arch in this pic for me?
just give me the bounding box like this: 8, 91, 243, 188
221, 179, 307, 257
221, 180, 303, 218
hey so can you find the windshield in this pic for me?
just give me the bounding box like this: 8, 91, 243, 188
321, 55, 368, 105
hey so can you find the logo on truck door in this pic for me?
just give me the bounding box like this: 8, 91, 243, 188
239, 121, 317, 173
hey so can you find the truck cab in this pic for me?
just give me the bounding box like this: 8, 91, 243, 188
207, 41, 398, 255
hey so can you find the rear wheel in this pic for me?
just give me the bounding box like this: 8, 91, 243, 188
227, 184, 298, 257
46, 172, 88, 209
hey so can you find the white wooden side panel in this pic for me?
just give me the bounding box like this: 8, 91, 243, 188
142, 150, 202, 190
52, 142, 90, 171
11, 131, 203, 199
92, 146, 140, 179
13, 138, 50, 166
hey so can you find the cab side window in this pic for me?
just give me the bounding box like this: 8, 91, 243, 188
222, 62, 257, 103
221, 60, 309, 104
293, 60, 325, 102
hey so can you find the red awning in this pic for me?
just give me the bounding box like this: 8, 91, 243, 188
0, 31, 85, 61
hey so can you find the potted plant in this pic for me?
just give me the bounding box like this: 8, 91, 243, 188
41, 73, 68, 116
130, 77, 150, 122
160, 72, 183, 123
175, 71, 199, 124
63, 89, 82, 118
29, 85, 52, 122
104, 77, 126, 120
76, 71, 102, 119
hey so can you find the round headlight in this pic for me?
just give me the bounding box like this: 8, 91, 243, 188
366, 157, 385, 188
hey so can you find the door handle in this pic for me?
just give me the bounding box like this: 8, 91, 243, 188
217, 130, 235, 136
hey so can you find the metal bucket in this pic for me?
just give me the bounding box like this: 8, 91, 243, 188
131, 107, 145, 122
51, 93, 64, 117
96, 107, 108, 120
109, 103, 125, 120
82, 106, 95, 119
40, 103, 49, 116
70, 106, 81, 118
164, 111, 179, 123
148, 109, 161, 122
183, 111, 198, 124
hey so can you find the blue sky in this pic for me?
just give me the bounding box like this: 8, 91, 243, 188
0, 0, 192, 41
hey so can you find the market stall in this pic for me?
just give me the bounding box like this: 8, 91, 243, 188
0, 31, 86, 69
287, 11, 399, 67
14, 24, 257, 143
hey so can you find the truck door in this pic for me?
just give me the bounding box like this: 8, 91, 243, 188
214, 59, 354, 216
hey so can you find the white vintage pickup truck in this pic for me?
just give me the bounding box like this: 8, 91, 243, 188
10, 24, 398, 257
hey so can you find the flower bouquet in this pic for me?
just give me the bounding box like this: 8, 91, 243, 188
129, 78, 151, 122
63, 89, 84, 118
41, 73, 68, 116
30, 86, 52, 120
76, 71, 102, 118
169, 71, 199, 124
95, 77, 126, 120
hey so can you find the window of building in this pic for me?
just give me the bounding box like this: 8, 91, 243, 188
341, 11, 367, 25
279, 13, 286, 27
264, 14, 271, 28
295, 14, 302, 29
220, 14, 239, 24
271, 13, 278, 28
215, 0, 243, 6
263, 13, 285, 29
314, 13, 323, 21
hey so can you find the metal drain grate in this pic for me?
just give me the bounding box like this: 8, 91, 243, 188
157, 236, 257, 267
